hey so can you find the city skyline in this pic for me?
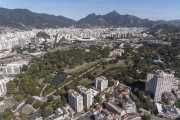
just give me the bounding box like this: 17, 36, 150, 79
0, 0, 180, 21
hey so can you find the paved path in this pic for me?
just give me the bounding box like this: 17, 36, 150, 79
47, 63, 101, 97
40, 84, 48, 97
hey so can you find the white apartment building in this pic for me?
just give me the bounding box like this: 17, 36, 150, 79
76, 85, 92, 108
68, 89, 83, 112
94, 76, 108, 91
0, 77, 13, 96
0, 80, 8, 96
145, 70, 175, 102
0, 61, 29, 75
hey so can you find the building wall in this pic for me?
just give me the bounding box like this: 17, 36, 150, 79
145, 71, 175, 102
0, 80, 9, 96
94, 76, 108, 91
68, 90, 83, 112
76, 86, 92, 108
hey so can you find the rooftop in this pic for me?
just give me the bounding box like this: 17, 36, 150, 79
77, 85, 89, 93
95, 76, 108, 82
68, 89, 82, 98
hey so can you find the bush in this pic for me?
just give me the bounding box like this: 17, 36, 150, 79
47, 96, 54, 102
33, 102, 42, 109
27, 97, 34, 104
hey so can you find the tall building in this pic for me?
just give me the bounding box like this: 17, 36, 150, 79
0, 77, 12, 96
76, 85, 92, 108
145, 70, 175, 102
0, 80, 7, 96
68, 89, 83, 112
94, 76, 108, 91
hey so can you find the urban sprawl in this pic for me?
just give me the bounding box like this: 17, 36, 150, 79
0, 26, 180, 120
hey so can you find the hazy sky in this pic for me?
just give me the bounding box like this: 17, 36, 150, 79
0, 0, 180, 21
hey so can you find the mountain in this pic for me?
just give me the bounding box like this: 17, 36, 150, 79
145, 24, 180, 35
0, 7, 76, 29
77, 10, 154, 27
167, 20, 180, 27
0, 8, 180, 29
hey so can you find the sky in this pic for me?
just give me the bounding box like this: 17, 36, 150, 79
0, 0, 180, 21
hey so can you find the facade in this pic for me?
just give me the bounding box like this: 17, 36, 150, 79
0, 80, 8, 96
68, 89, 83, 112
109, 49, 124, 57
155, 103, 180, 119
50, 108, 69, 120
122, 100, 136, 114
30, 37, 39, 45
0, 61, 28, 75
0, 77, 13, 96
76, 85, 92, 108
94, 76, 108, 91
106, 102, 126, 117
145, 70, 175, 102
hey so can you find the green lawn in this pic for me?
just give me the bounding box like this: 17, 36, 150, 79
95, 60, 125, 76
80, 78, 94, 87
71, 60, 100, 74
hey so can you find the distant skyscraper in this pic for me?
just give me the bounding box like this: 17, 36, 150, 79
68, 89, 83, 112
94, 76, 108, 91
145, 70, 175, 101
76, 85, 92, 108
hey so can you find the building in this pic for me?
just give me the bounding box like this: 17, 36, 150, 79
0, 77, 13, 96
0, 61, 29, 75
109, 49, 124, 57
122, 100, 136, 114
145, 70, 175, 102
94, 76, 108, 91
30, 37, 39, 45
155, 103, 180, 119
50, 108, 70, 120
106, 102, 126, 117
68, 89, 83, 112
76, 85, 92, 108
0, 80, 8, 96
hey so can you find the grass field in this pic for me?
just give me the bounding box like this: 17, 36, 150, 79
94, 60, 126, 76
79, 78, 94, 88
70, 60, 100, 74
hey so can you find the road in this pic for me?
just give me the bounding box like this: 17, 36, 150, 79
47, 63, 101, 97
40, 84, 48, 97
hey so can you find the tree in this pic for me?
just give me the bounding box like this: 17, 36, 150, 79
0, 108, 14, 120
22, 64, 28, 71
142, 114, 151, 120
33, 101, 42, 109
42, 106, 53, 118
6, 81, 16, 95
40, 102, 50, 109
174, 100, 180, 108
20, 114, 28, 120
138, 90, 145, 100
27, 97, 34, 104
142, 97, 153, 111
47, 95, 54, 102
0, 97, 4, 102
16, 95, 24, 102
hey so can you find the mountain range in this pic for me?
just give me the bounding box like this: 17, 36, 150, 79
0, 7, 180, 29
